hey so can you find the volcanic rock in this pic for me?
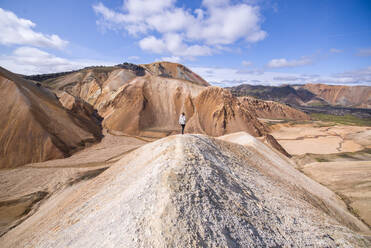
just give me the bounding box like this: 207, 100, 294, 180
43, 63, 267, 138
1, 134, 369, 247
186, 87, 267, 136
239, 96, 310, 120
142, 61, 209, 86
228, 84, 327, 106
0, 67, 102, 168
303, 83, 371, 108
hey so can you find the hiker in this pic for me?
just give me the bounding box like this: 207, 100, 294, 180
179, 112, 186, 135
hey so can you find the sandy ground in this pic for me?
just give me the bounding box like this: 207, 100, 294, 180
0, 130, 148, 237
270, 121, 371, 232
270, 123, 371, 155
302, 161, 371, 228
25, 130, 148, 168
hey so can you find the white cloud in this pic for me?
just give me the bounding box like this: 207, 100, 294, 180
267, 57, 312, 68
139, 36, 166, 53
357, 48, 371, 57
139, 33, 212, 57
242, 61, 252, 67
128, 56, 140, 60
161, 56, 181, 63
93, 0, 266, 58
0, 8, 68, 49
0, 46, 115, 75
329, 66, 371, 85
330, 48, 342, 53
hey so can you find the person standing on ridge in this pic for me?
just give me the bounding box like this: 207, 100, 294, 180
179, 112, 186, 135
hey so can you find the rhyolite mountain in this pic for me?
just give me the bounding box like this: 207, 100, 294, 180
227, 84, 328, 107
303, 83, 371, 109
0, 67, 102, 169
0, 61, 309, 169
228, 83, 371, 109
1, 63, 370, 247
33, 62, 268, 137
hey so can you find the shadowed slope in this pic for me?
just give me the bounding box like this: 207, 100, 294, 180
1, 134, 369, 247
186, 87, 267, 136
0, 67, 102, 168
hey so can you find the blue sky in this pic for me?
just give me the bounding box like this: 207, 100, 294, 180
0, 0, 370, 86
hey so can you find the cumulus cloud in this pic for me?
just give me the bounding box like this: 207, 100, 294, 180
0, 8, 68, 49
160, 56, 181, 63
0, 47, 115, 75
267, 57, 312, 68
93, 0, 266, 58
356, 48, 371, 57
330, 48, 342, 53
139, 33, 211, 57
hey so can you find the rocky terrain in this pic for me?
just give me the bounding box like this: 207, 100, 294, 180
1, 134, 369, 247
228, 83, 371, 109
303, 83, 371, 108
142, 62, 209, 86
0, 67, 102, 169
228, 84, 371, 119
36, 62, 267, 138
228, 84, 327, 106
1, 61, 371, 247
239, 96, 310, 120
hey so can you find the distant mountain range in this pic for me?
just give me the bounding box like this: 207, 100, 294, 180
227, 83, 371, 118
228, 84, 371, 109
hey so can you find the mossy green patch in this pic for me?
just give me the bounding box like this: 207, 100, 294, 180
310, 113, 371, 126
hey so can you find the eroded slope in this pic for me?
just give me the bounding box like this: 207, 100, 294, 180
0, 67, 102, 168
1, 134, 369, 247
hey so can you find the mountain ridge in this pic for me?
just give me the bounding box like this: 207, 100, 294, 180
1, 134, 369, 247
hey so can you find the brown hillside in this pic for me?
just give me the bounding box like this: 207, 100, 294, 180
239, 96, 310, 120
43, 64, 267, 138
186, 87, 267, 136
101, 79, 267, 137
304, 83, 371, 108
142, 61, 210, 86
0, 67, 102, 169
100, 74, 204, 136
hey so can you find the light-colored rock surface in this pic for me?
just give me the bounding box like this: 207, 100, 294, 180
1, 134, 369, 247
0, 130, 148, 237
302, 161, 371, 228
